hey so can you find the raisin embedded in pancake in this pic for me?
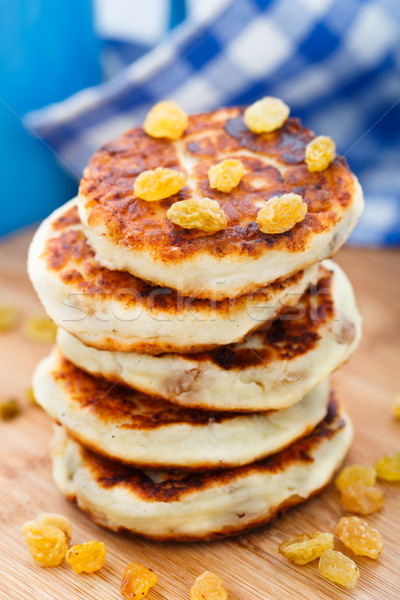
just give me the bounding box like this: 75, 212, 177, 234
57, 260, 361, 412
78, 106, 363, 299
33, 349, 330, 470
51, 399, 353, 541
28, 199, 317, 355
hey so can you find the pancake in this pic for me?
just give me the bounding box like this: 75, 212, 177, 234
57, 260, 361, 412
27, 199, 318, 355
51, 397, 352, 541
78, 106, 363, 300
33, 349, 330, 470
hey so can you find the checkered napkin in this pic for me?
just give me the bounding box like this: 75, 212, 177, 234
26, 0, 400, 245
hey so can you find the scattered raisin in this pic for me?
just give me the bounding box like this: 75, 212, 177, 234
22, 521, 67, 567
244, 96, 290, 133
208, 159, 245, 192
0, 304, 19, 333
279, 532, 334, 565
392, 394, 400, 419
335, 464, 376, 492
167, 198, 227, 233
0, 397, 20, 420
23, 315, 57, 344
37, 513, 72, 541
144, 100, 188, 140
134, 167, 187, 202
121, 562, 157, 600
256, 193, 307, 234
305, 135, 336, 172
335, 516, 383, 559
375, 452, 400, 482
318, 549, 359, 589
190, 571, 227, 600
66, 540, 106, 574
27, 386, 37, 405
341, 484, 384, 515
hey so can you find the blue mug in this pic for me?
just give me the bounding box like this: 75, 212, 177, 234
0, 0, 101, 236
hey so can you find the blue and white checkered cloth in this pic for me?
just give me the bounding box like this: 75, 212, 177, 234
26, 0, 400, 245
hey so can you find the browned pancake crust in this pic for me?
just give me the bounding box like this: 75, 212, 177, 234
51, 350, 324, 470
77, 266, 340, 408
52, 354, 246, 429
75, 395, 341, 525
79, 107, 356, 262
194, 265, 337, 370
76, 480, 332, 542
53, 266, 338, 415
44, 203, 305, 318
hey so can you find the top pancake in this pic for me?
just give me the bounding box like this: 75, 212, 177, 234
78, 106, 363, 299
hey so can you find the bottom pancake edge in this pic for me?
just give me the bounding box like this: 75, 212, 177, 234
50, 399, 353, 541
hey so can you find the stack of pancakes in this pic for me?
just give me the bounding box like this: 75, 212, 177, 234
29, 106, 363, 541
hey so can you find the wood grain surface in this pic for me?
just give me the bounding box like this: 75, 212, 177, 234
0, 228, 399, 600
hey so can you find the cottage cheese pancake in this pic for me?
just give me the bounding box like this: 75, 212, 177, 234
51, 397, 352, 541
78, 106, 363, 299
58, 260, 361, 412
33, 349, 330, 470
28, 199, 317, 354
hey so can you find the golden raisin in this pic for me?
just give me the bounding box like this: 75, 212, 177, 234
66, 540, 106, 574
22, 521, 67, 567
0, 304, 19, 333
144, 100, 188, 140
167, 198, 227, 233
279, 532, 334, 565
121, 562, 157, 600
335, 464, 376, 492
134, 167, 187, 202
37, 513, 72, 541
244, 96, 290, 133
190, 571, 227, 600
335, 516, 383, 559
27, 386, 38, 405
256, 193, 307, 234
0, 397, 20, 420
341, 484, 384, 515
208, 159, 245, 192
305, 135, 336, 172
392, 394, 400, 419
375, 452, 400, 481
23, 315, 57, 344
318, 549, 359, 589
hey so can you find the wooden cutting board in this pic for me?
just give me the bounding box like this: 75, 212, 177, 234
0, 228, 399, 600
